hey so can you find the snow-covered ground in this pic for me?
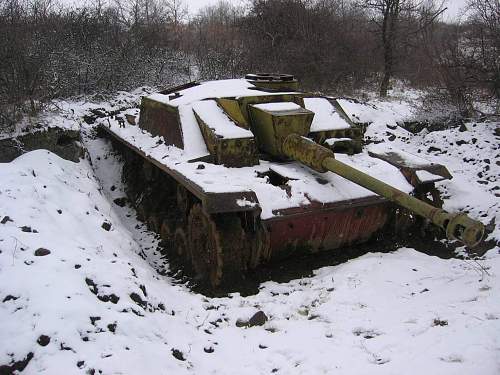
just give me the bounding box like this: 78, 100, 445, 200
0, 91, 499, 374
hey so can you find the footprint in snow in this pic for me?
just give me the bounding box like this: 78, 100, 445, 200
353, 328, 382, 339
440, 354, 463, 363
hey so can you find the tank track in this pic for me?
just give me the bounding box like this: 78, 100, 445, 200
113, 138, 265, 288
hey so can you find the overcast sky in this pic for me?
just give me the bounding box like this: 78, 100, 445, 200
187, 0, 469, 20
60, 0, 469, 21
442, 0, 468, 21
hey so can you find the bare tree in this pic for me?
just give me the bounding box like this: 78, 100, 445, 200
359, 0, 445, 97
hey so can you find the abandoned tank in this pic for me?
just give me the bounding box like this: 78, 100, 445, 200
100, 73, 485, 287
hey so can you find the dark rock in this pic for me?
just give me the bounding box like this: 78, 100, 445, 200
171, 349, 185, 361
85, 278, 98, 295
60, 343, 72, 351
459, 123, 468, 132
125, 114, 137, 125
236, 311, 268, 328
57, 209, 62, 214
1, 216, 12, 224
107, 323, 117, 333
113, 197, 127, 207
97, 294, 119, 304
77, 361, 85, 369
74, 264, 81, 269
456, 140, 467, 146
197, 164, 206, 170
101, 222, 112, 231
2, 295, 19, 303
20, 226, 34, 233
90, 316, 101, 325
34, 248, 51, 256
0, 352, 33, 374
37, 335, 51, 347
249, 311, 268, 327
129, 292, 147, 309
204, 346, 214, 353
427, 146, 441, 153
433, 318, 448, 326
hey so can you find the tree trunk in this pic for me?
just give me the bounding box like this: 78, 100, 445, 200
380, 45, 393, 97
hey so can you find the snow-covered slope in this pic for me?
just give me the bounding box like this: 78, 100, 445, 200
1, 96, 499, 374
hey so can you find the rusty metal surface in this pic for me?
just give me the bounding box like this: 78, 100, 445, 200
368, 148, 452, 185
139, 99, 184, 148
203, 192, 260, 214
193, 110, 259, 167
264, 201, 390, 259
159, 81, 200, 95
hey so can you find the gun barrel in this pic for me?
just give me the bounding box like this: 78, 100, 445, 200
283, 134, 484, 248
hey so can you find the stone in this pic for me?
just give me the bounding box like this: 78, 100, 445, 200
237, 311, 269, 328
101, 222, 112, 231
37, 335, 51, 347
171, 349, 185, 361
34, 248, 51, 256
125, 114, 137, 125
1, 216, 12, 224
248, 311, 268, 327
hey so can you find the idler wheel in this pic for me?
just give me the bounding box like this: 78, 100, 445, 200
188, 204, 246, 287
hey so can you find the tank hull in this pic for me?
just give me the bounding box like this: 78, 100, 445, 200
264, 199, 389, 259
104, 127, 392, 279
95, 76, 473, 287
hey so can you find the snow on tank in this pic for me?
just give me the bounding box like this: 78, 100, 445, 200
99, 74, 486, 287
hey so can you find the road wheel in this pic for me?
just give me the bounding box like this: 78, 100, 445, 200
188, 204, 246, 287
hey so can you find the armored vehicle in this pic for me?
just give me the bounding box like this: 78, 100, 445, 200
101, 74, 485, 287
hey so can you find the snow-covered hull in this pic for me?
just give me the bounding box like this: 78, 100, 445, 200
98, 74, 474, 287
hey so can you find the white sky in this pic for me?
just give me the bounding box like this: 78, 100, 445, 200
62, 0, 469, 21
442, 0, 468, 21
187, 0, 469, 20
186, 0, 229, 14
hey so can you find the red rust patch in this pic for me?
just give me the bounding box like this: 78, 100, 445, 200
264, 201, 390, 259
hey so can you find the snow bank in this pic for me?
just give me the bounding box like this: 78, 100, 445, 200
1, 89, 499, 374
1, 146, 498, 375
